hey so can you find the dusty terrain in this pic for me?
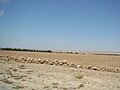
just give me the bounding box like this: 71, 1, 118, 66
0, 50, 120, 90
0, 51, 120, 68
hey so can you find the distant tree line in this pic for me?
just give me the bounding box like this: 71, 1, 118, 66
0, 48, 52, 53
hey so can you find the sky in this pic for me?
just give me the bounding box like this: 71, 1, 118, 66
0, 0, 120, 52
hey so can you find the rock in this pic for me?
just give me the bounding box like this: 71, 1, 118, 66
116, 68, 120, 73
91, 67, 98, 70
77, 65, 80, 68
87, 66, 92, 69
59, 62, 63, 66
69, 63, 76, 67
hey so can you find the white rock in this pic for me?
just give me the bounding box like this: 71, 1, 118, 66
77, 65, 80, 68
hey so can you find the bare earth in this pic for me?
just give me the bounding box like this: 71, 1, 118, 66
0, 51, 120, 90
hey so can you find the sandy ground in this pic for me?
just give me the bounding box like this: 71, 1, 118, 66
0, 51, 120, 68
0, 60, 120, 90
0, 51, 120, 90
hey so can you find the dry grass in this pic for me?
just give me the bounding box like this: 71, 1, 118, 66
5, 69, 13, 75
13, 85, 24, 89
75, 73, 83, 79
9, 67, 18, 72
0, 75, 13, 84
52, 82, 59, 85
78, 84, 84, 89
19, 65, 26, 69
61, 87, 69, 90
11, 74, 27, 80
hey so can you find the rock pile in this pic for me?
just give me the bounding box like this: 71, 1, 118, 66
0, 55, 120, 73
0, 55, 76, 67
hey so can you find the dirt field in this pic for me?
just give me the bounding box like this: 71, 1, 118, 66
0, 50, 120, 68
0, 50, 120, 90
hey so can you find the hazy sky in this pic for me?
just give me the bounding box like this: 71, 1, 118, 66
0, 0, 120, 52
